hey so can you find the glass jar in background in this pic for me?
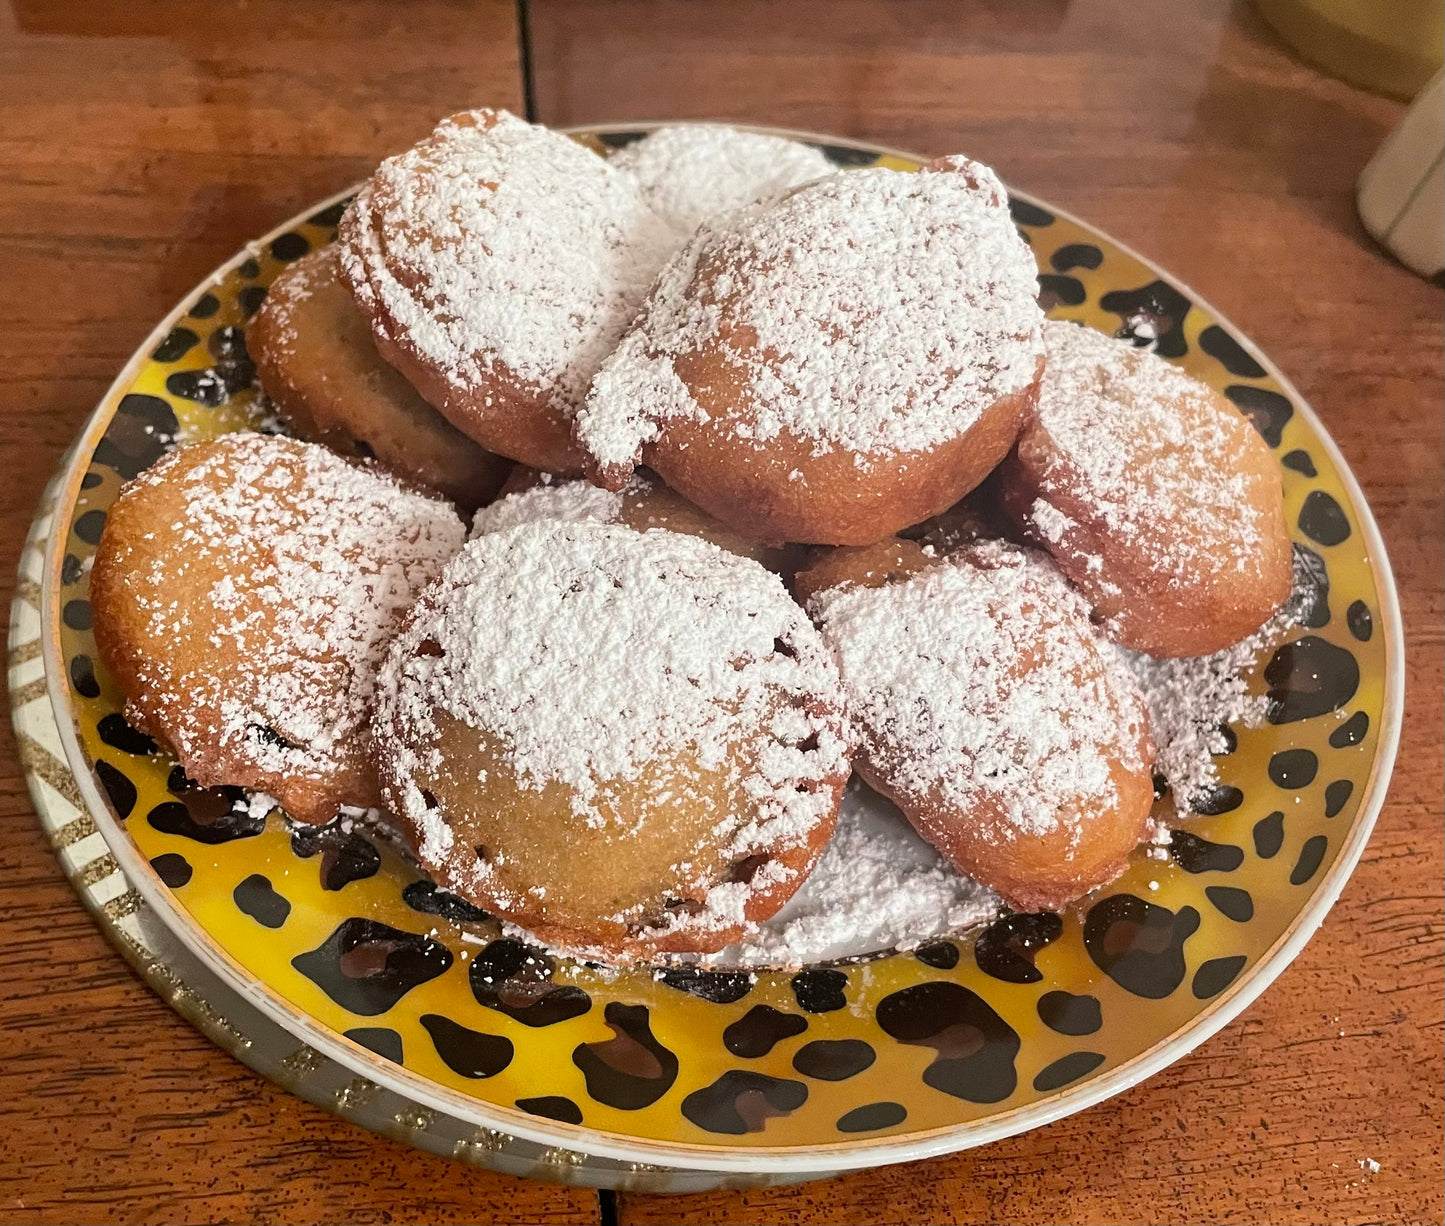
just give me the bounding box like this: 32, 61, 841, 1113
1254, 0, 1444, 99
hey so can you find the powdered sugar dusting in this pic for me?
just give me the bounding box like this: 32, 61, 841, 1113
340, 109, 673, 411
610, 125, 832, 242
1129, 567, 1308, 814
811, 542, 1147, 838
577, 160, 1044, 472
705, 780, 1000, 967
1028, 320, 1265, 576
469, 476, 623, 538
115, 433, 463, 789
375, 520, 851, 934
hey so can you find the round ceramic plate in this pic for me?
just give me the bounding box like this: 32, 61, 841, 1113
13, 125, 1402, 1188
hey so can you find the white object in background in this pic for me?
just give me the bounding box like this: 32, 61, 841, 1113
1357, 69, 1445, 278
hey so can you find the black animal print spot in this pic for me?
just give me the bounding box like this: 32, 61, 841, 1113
1099, 280, 1191, 357
1292, 544, 1330, 629
791, 1039, 875, 1081
289, 820, 381, 890
1008, 197, 1055, 227
837, 1102, 907, 1133
1290, 835, 1328, 884
1282, 449, 1317, 477
915, 941, 960, 969
790, 968, 848, 1013
1329, 711, 1369, 748
151, 327, 199, 363
1268, 748, 1318, 789
1037, 991, 1102, 1036
238, 285, 269, 318
516, 1095, 583, 1125
877, 982, 1020, 1104
816, 143, 879, 167
1032, 1051, 1105, 1092
1037, 274, 1086, 309
419, 1014, 513, 1079
1265, 636, 1359, 724
233, 874, 290, 929
1253, 811, 1286, 859
98, 713, 156, 756
598, 131, 647, 150
94, 394, 177, 479
1083, 896, 1200, 999
1324, 780, 1353, 817
1190, 783, 1244, 815
166, 369, 228, 406
62, 600, 92, 631
344, 1026, 403, 1064
70, 654, 100, 698
401, 879, 491, 923
73, 509, 107, 545
681, 1070, 808, 1135
656, 966, 754, 1004
974, 912, 1064, 984
1170, 830, 1245, 873
204, 325, 257, 394
1205, 885, 1255, 922
148, 796, 261, 848
270, 232, 310, 261
208, 323, 247, 363
1192, 954, 1248, 999
468, 940, 591, 1027
1224, 385, 1291, 446
573, 1003, 678, 1110
147, 770, 261, 844
1298, 490, 1351, 547
238, 257, 260, 279
1050, 243, 1103, 272
61, 552, 85, 584
292, 918, 453, 1015
94, 760, 136, 819
724, 1005, 808, 1058
308, 199, 351, 227
150, 852, 192, 888
1346, 600, 1373, 642
1215, 724, 1239, 755
1198, 326, 1265, 377
189, 292, 220, 319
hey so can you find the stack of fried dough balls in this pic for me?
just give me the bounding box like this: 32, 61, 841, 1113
90, 112, 1293, 961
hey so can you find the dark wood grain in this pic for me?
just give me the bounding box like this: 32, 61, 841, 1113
0, 3, 596, 1223
527, 2, 1445, 1223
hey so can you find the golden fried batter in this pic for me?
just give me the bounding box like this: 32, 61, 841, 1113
250, 246, 509, 511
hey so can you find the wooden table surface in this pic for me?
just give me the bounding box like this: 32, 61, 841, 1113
1, 1, 1439, 1223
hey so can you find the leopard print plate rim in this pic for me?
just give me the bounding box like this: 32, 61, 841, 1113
14, 125, 1403, 1182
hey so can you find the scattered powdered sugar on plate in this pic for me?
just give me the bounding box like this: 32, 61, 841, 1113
810, 541, 1147, 839
234, 791, 280, 823
703, 779, 1000, 968
339, 109, 674, 410
1128, 561, 1310, 814
609, 125, 833, 242
1026, 320, 1266, 576
109, 432, 463, 797
576, 158, 1044, 475
374, 520, 851, 939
